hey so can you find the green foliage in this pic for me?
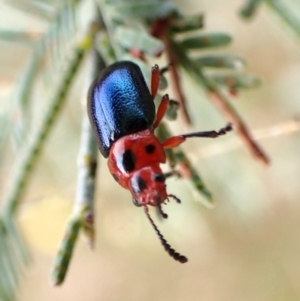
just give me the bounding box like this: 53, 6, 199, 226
241, 0, 300, 39
1, 0, 300, 299
0, 0, 92, 299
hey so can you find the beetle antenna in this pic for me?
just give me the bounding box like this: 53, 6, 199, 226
168, 194, 181, 204
182, 123, 232, 139
144, 206, 188, 263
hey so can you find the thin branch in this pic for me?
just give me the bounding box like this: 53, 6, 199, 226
191, 118, 300, 160
51, 216, 81, 286
2, 35, 91, 217
97, 0, 121, 59
73, 115, 98, 248
51, 46, 104, 287
150, 18, 192, 125
172, 40, 269, 165
208, 88, 269, 165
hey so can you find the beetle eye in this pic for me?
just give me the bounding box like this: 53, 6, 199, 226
131, 175, 147, 195
132, 198, 142, 207
152, 173, 165, 183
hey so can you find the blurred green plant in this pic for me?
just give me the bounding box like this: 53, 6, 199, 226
6, 0, 300, 299
240, 0, 300, 40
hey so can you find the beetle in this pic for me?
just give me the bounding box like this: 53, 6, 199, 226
87, 61, 232, 263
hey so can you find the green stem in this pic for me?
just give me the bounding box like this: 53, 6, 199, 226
51, 48, 104, 286
51, 216, 81, 286
97, 0, 122, 59
2, 36, 91, 217
266, 0, 300, 38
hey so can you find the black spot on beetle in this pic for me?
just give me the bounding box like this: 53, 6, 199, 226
137, 176, 147, 192
153, 173, 165, 183
122, 150, 136, 172
145, 144, 155, 154
112, 173, 119, 182
131, 176, 148, 195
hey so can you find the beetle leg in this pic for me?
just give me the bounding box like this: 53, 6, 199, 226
159, 64, 172, 76
157, 203, 168, 218
168, 194, 181, 204
164, 170, 181, 179
151, 64, 172, 98
151, 64, 160, 98
162, 123, 232, 148
153, 94, 170, 129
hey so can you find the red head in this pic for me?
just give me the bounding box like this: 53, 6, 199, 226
107, 132, 187, 263
129, 165, 167, 207
128, 166, 187, 264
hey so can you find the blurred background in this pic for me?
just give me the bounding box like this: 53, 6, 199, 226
1, 0, 300, 300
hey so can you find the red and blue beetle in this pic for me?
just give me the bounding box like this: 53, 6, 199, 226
87, 61, 232, 263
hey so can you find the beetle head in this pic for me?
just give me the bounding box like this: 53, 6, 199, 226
129, 166, 167, 207
129, 166, 188, 264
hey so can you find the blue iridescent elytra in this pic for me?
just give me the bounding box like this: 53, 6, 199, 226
87, 61, 155, 158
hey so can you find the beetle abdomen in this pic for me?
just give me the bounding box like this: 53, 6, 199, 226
88, 61, 155, 157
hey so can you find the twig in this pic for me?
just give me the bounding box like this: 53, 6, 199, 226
73, 114, 98, 248
2, 35, 91, 217
191, 118, 300, 160
51, 216, 81, 286
150, 18, 192, 125
208, 88, 270, 165
172, 40, 269, 165
51, 46, 103, 287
